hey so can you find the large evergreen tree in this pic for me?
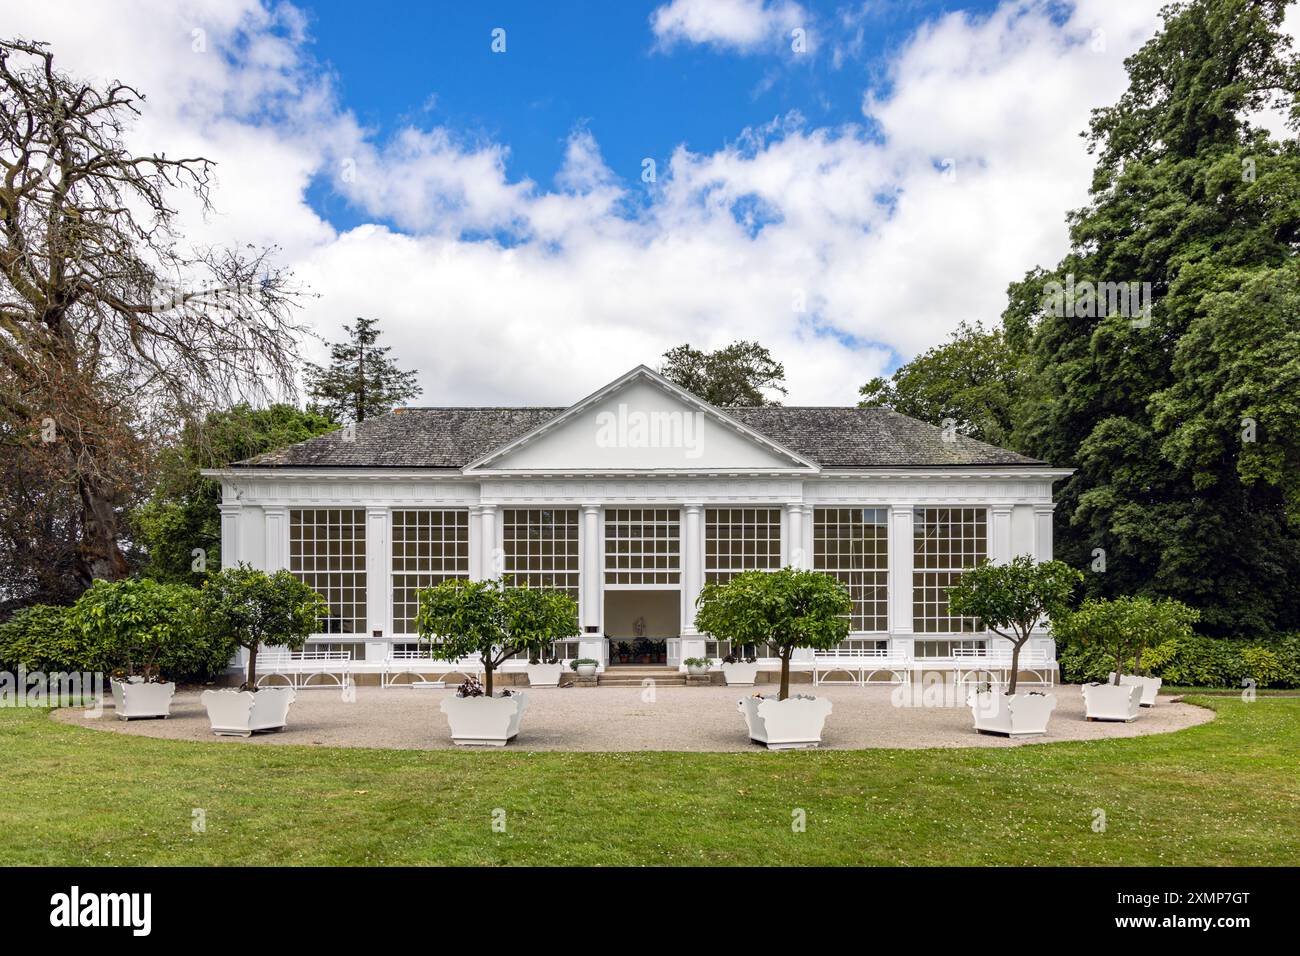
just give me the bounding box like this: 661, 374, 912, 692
304, 317, 422, 423
660, 340, 787, 406
1006, 0, 1300, 636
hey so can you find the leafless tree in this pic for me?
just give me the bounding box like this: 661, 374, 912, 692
0, 38, 309, 597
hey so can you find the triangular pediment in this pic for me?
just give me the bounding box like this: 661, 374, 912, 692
465, 367, 818, 474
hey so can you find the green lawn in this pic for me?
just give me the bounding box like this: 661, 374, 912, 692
1, 696, 1297, 866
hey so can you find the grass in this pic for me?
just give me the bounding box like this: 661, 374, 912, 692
1, 696, 1297, 866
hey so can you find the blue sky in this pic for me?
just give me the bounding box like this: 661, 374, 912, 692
299, 0, 1002, 234
10, 0, 1169, 404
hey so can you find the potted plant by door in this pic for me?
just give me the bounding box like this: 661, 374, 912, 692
1056, 595, 1198, 721
417, 576, 578, 746
684, 657, 711, 677
946, 556, 1082, 737
526, 651, 564, 688
196, 564, 326, 736
73, 578, 204, 720
719, 651, 760, 686
695, 568, 851, 749
570, 658, 598, 678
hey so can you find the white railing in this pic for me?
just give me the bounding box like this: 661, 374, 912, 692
813, 647, 912, 686
951, 645, 1057, 688
381, 649, 484, 689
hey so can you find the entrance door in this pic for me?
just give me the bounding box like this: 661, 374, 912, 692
603, 589, 680, 666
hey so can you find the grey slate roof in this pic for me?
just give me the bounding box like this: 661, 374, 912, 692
235, 405, 1043, 469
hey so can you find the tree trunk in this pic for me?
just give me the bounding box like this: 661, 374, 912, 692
1008, 640, 1022, 695
76, 473, 129, 585
779, 647, 791, 701
484, 660, 494, 697
1112, 649, 1123, 685
246, 644, 258, 691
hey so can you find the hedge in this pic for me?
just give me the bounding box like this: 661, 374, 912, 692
1057, 632, 1300, 688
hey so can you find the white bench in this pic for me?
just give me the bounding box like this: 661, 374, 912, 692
813, 647, 912, 686
253, 650, 352, 690
381, 649, 485, 689
952, 646, 1057, 689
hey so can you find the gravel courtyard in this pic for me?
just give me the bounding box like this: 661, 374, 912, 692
54, 682, 1213, 751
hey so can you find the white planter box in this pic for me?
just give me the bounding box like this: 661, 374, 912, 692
721, 661, 760, 686
441, 692, 530, 746
111, 679, 175, 720
201, 687, 296, 737
526, 663, 564, 688
737, 695, 832, 750
1110, 673, 1162, 707
970, 690, 1057, 737
1083, 682, 1143, 722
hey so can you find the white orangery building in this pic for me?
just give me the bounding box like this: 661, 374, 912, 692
205, 366, 1071, 684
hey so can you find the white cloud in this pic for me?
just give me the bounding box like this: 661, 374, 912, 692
3, 0, 1174, 407
650, 0, 808, 54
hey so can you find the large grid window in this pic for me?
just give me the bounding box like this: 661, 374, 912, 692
813, 507, 889, 632
704, 508, 781, 585
502, 509, 580, 602
391, 509, 470, 636
289, 509, 366, 634
605, 508, 681, 586
913, 507, 987, 633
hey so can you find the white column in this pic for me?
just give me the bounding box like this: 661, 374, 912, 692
468, 505, 484, 581
479, 505, 499, 579
219, 503, 242, 570
785, 503, 806, 568
1033, 503, 1055, 563
263, 506, 287, 572
681, 503, 704, 633
889, 505, 914, 635
581, 504, 602, 633
365, 508, 389, 655
991, 504, 1014, 564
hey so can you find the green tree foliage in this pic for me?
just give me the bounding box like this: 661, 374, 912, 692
694, 568, 851, 700
132, 404, 335, 586
304, 316, 422, 424
72, 578, 215, 681
1054, 596, 1199, 685
198, 565, 326, 690
945, 557, 1082, 694
0, 604, 105, 673
415, 577, 579, 697
1003, 0, 1300, 635
659, 340, 787, 406
859, 322, 1021, 445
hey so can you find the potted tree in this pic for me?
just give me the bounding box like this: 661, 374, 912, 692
1057, 596, 1198, 720
525, 648, 565, 688
946, 556, 1082, 736
74, 578, 202, 720
417, 577, 577, 746
695, 568, 850, 749
718, 647, 760, 686
196, 564, 326, 736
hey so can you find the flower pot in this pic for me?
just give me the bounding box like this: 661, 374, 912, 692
969, 690, 1057, 737
200, 687, 296, 737
1082, 682, 1143, 722
526, 662, 564, 688
686, 663, 710, 677
1110, 672, 1162, 707
110, 678, 176, 720
575, 662, 597, 678
721, 661, 759, 686
737, 695, 832, 750
440, 692, 530, 746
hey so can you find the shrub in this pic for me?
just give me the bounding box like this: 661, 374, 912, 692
1053, 596, 1198, 685
1057, 631, 1300, 688
0, 604, 103, 673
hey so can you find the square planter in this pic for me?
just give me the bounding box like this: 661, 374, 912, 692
721, 661, 759, 686
1110, 672, 1162, 707
1082, 682, 1143, 721
526, 663, 564, 688
737, 695, 832, 750
969, 690, 1057, 736
111, 678, 175, 720
201, 687, 296, 737
441, 691, 530, 746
